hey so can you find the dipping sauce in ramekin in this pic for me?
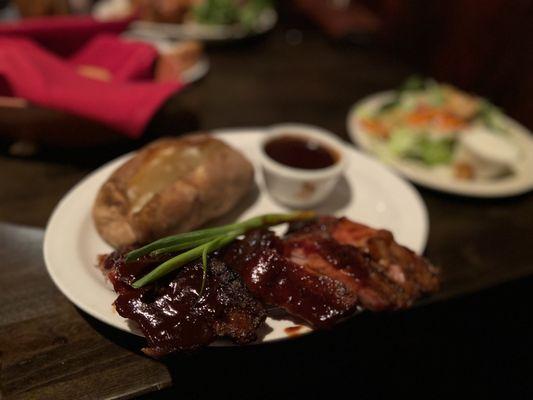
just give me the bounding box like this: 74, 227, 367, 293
264, 135, 339, 170
260, 124, 346, 208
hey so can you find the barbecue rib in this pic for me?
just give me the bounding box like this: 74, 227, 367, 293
100, 249, 266, 356
98, 215, 439, 354
223, 216, 439, 328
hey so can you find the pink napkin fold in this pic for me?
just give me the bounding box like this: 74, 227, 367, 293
0, 36, 183, 138
69, 34, 157, 82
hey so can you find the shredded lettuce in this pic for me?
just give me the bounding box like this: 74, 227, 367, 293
388, 128, 419, 156
387, 129, 455, 165
378, 75, 425, 114
476, 100, 507, 133
426, 81, 444, 106
416, 137, 455, 165
397, 92, 419, 112
400, 75, 426, 92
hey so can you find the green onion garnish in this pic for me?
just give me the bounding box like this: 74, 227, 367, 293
128, 211, 315, 290
200, 244, 209, 296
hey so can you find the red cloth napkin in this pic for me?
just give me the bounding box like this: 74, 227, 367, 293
69, 34, 158, 82
0, 37, 183, 138
0, 15, 132, 56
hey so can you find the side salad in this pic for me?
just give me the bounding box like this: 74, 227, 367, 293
357, 76, 517, 179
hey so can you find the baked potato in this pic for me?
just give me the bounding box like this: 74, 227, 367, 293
93, 134, 254, 248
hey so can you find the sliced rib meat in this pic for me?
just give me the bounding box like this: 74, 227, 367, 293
223, 216, 440, 328
286, 216, 440, 303
222, 229, 360, 328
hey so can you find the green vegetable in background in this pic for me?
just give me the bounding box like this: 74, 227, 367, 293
416, 136, 455, 165
476, 100, 507, 133
426, 81, 444, 106
378, 74, 428, 113
388, 128, 420, 156
193, 0, 239, 25
193, 0, 272, 27
239, 0, 272, 28
388, 129, 455, 165
400, 75, 426, 92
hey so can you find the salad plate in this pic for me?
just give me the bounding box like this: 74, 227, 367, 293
347, 85, 533, 197
43, 128, 428, 345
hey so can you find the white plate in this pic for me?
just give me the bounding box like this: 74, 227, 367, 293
347, 91, 533, 197
43, 129, 428, 345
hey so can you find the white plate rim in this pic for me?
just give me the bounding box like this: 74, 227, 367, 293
180, 56, 209, 85
127, 8, 277, 42
119, 31, 210, 85
347, 91, 533, 198
43, 128, 429, 344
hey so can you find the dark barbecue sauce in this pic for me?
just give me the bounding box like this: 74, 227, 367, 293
100, 249, 265, 356
264, 135, 337, 170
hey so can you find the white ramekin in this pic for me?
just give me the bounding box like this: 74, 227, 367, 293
259, 123, 347, 208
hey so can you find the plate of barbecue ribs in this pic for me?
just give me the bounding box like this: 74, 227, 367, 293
44, 128, 440, 357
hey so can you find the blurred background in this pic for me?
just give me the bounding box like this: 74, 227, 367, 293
0, 0, 531, 159
1, 2, 533, 399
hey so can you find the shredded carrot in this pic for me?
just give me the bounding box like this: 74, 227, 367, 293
406, 105, 466, 131
433, 112, 466, 130
406, 106, 436, 126
360, 118, 389, 138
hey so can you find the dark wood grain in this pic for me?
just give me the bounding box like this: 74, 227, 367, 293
0, 11, 532, 400
0, 224, 171, 400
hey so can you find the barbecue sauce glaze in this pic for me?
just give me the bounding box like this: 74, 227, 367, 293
99, 218, 440, 355
222, 229, 368, 328
101, 250, 265, 356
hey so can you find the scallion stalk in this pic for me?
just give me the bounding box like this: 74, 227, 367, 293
129, 211, 315, 289
131, 229, 244, 289
126, 211, 315, 262
125, 225, 241, 262
150, 236, 218, 256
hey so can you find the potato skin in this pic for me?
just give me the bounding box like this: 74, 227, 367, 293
93, 134, 254, 248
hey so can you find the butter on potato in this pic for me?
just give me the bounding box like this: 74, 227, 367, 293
93, 134, 254, 248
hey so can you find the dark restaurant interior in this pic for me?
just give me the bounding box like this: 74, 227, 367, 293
0, 1, 532, 399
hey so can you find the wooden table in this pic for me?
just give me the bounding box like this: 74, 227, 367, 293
1, 13, 533, 400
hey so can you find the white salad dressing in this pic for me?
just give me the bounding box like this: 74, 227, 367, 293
455, 126, 520, 179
